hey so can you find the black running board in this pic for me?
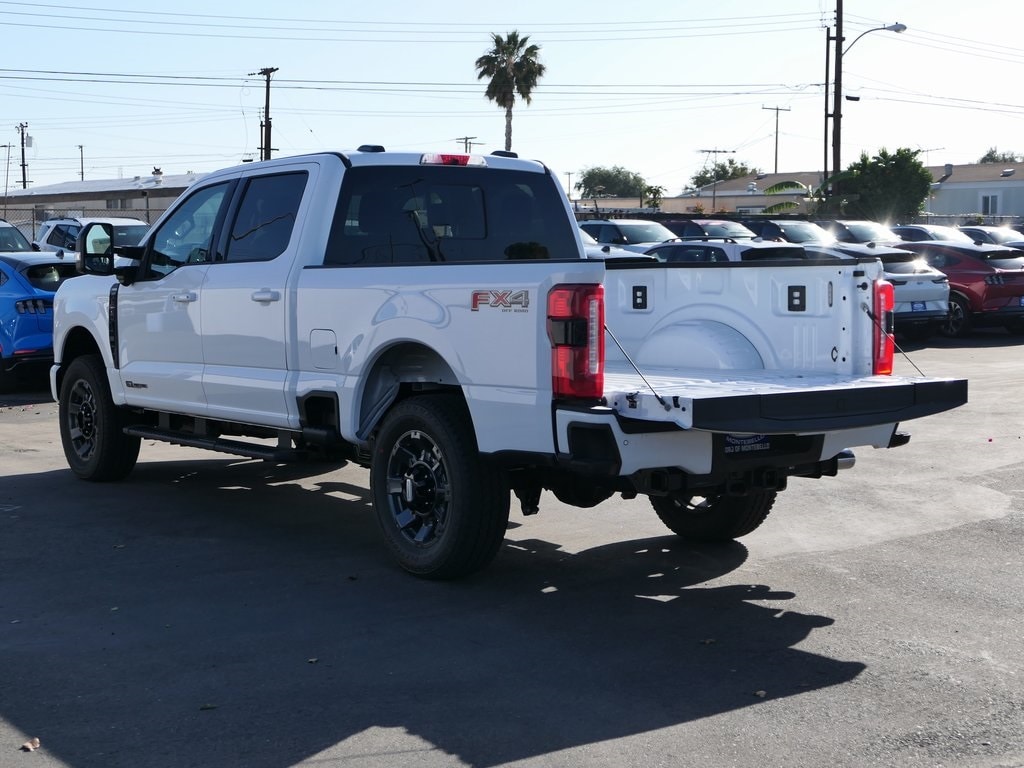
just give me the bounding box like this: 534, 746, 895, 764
123, 426, 304, 462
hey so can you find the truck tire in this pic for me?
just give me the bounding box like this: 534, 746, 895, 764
650, 490, 776, 541
371, 394, 510, 579
59, 354, 140, 481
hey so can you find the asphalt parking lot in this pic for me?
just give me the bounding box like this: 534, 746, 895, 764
1, 332, 1022, 768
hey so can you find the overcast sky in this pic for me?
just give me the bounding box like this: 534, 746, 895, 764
3, 1, 1022, 195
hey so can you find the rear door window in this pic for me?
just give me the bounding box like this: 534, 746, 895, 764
224, 172, 307, 263
325, 165, 578, 264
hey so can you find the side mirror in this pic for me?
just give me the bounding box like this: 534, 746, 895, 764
75, 222, 115, 275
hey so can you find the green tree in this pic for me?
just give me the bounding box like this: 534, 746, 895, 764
841, 148, 932, 222
643, 185, 666, 209
979, 147, 1021, 163
474, 31, 546, 152
690, 159, 759, 188
575, 166, 647, 198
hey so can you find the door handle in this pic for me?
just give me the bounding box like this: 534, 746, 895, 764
171, 292, 197, 303
251, 289, 281, 303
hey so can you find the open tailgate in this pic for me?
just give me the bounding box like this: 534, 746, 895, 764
603, 365, 968, 434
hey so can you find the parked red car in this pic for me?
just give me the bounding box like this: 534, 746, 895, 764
896, 241, 1024, 337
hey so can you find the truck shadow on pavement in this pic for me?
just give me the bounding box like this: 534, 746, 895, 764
1, 457, 865, 768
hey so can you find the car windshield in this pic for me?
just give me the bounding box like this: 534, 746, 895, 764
22, 262, 80, 291
775, 221, 836, 244
113, 224, 150, 246
580, 229, 598, 245
978, 250, 1024, 267
701, 221, 756, 239
928, 227, 974, 243
880, 254, 936, 274
739, 246, 809, 261
617, 221, 675, 244
969, 228, 1020, 245
843, 222, 899, 242
0, 226, 32, 252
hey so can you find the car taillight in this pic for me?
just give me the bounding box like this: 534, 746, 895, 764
873, 279, 895, 375
547, 284, 604, 399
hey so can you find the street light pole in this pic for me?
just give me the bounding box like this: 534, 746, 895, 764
830, 6, 907, 191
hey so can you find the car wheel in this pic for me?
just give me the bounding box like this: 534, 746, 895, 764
940, 295, 973, 338
371, 394, 510, 579
59, 354, 140, 481
650, 490, 776, 541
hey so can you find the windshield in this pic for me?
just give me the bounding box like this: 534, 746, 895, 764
928, 227, 974, 243
970, 228, 1020, 245
0, 226, 32, 252
979, 250, 1024, 267
775, 221, 836, 244
844, 221, 900, 242
701, 221, 756, 239
880, 254, 937, 274
617, 221, 676, 244
114, 224, 150, 246
740, 246, 810, 261
22, 262, 79, 291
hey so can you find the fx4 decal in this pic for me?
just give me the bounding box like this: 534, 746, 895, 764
471, 289, 530, 312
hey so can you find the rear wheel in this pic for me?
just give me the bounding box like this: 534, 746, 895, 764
651, 491, 776, 541
59, 355, 140, 481
940, 295, 972, 338
371, 394, 510, 579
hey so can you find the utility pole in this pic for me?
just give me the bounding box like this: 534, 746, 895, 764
77, 144, 84, 180
697, 148, 736, 212
249, 67, 278, 161
2, 144, 12, 217
761, 105, 790, 174
454, 136, 478, 153
16, 122, 29, 189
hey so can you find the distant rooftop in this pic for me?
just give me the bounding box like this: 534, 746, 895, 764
2, 171, 203, 202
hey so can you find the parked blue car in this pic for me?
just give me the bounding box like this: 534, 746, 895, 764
0, 222, 80, 390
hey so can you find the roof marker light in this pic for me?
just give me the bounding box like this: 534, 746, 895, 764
420, 153, 486, 167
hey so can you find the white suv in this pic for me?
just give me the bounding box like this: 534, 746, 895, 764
33, 217, 150, 257
643, 238, 806, 262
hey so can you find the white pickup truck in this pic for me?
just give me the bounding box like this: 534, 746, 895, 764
51, 148, 967, 578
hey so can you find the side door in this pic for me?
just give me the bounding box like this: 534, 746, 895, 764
200, 168, 310, 427
115, 181, 233, 414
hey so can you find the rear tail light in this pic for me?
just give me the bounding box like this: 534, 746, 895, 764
873, 279, 895, 375
547, 284, 604, 399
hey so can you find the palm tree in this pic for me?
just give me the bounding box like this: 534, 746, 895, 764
474, 31, 546, 152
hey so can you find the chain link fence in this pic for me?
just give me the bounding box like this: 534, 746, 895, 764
1, 206, 167, 242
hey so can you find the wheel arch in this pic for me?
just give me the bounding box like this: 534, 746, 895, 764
354, 340, 463, 442
54, 326, 105, 396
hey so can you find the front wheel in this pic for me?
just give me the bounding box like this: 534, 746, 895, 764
59, 354, 140, 481
371, 394, 510, 579
651, 490, 776, 541
940, 295, 972, 338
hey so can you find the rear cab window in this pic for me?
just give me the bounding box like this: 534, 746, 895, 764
325, 165, 578, 264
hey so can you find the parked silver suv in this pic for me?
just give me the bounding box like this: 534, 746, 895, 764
33, 217, 149, 257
